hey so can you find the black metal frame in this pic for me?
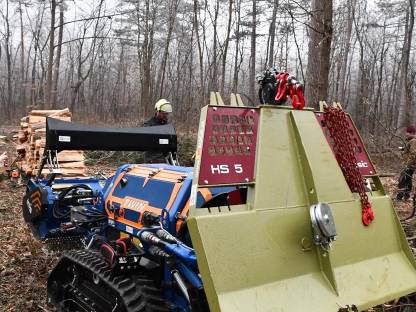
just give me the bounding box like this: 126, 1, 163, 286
36, 118, 179, 179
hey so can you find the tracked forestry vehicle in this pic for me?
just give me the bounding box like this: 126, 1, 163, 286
22, 73, 416, 311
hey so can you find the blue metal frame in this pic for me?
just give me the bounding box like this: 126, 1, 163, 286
27, 164, 239, 310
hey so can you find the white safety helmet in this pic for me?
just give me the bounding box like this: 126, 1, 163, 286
154, 99, 172, 113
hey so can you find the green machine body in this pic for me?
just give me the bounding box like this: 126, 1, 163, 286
187, 95, 416, 312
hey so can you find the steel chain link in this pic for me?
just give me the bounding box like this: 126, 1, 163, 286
323, 106, 375, 226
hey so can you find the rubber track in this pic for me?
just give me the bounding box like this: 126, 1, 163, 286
52, 249, 170, 312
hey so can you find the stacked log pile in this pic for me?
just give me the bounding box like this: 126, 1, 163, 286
16, 108, 86, 177
0, 152, 7, 176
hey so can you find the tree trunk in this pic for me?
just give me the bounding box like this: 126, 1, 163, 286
305, 0, 322, 108
157, 0, 178, 98
221, 0, 233, 94
52, 5, 64, 108
140, 0, 155, 115
305, 0, 333, 109
3, 0, 13, 119
45, 0, 56, 109
337, 0, 355, 104
267, 0, 279, 68
19, 0, 26, 114
397, 0, 415, 131
232, 0, 242, 93
30, 3, 45, 110
371, 22, 387, 135
193, 0, 205, 101
209, 0, 220, 92
353, 6, 366, 130
249, 0, 257, 102
318, 0, 333, 104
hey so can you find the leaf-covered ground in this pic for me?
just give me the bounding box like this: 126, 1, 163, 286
0, 129, 415, 312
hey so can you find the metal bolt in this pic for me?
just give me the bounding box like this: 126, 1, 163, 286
213, 107, 217, 111
204, 180, 209, 184
245, 178, 249, 182
250, 109, 255, 113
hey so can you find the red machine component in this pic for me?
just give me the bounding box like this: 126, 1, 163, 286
116, 237, 132, 256
275, 72, 305, 110
320, 106, 375, 226
315, 113, 376, 177
100, 243, 116, 267
100, 238, 132, 267
198, 107, 259, 186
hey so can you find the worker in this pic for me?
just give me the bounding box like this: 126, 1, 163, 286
141, 99, 173, 163
397, 125, 416, 201
142, 99, 172, 126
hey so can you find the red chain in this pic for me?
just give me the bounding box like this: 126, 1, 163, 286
323, 106, 375, 226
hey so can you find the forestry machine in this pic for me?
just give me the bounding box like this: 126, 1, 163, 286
23, 72, 416, 312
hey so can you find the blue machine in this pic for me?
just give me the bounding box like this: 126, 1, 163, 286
23, 118, 244, 312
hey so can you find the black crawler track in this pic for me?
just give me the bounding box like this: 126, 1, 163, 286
45, 235, 86, 251
47, 249, 170, 312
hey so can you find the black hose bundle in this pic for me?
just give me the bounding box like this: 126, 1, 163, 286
52, 184, 93, 219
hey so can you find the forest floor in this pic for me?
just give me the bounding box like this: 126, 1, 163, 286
0, 126, 415, 311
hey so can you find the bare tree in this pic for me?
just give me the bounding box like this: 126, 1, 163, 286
156, 0, 178, 98
249, 0, 257, 102
140, 0, 156, 115
232, 0, 242, 93
221, 0, 233, 94
51, 3, 64, 107
397, 0, 415, 130
45, 0, 56, 108
337, 0, 356, 104
305, 0, 333, 109
17, 0, 26, 113
0, 0, 13, 119
267, 0, 279, 69
0, 0, 414, 142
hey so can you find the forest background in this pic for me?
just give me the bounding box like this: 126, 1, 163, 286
0, 0, 414, 140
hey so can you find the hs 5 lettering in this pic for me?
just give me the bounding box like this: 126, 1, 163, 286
210, 164, 243, 174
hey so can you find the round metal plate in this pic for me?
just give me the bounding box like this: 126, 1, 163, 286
314, 202, 336, 238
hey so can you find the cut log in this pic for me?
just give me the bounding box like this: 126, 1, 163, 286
18, 131, 27, 143
35, 139, 46, 150
29, 108, 71, 117
28, 115, 71, 124
57, 151, 85, 162
33, 168, 86, 177
0, 136, 7, 144
34, 161, 85, 169
16, 144, 28, 152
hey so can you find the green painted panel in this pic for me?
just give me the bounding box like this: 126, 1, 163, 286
188, 105, 416, 312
